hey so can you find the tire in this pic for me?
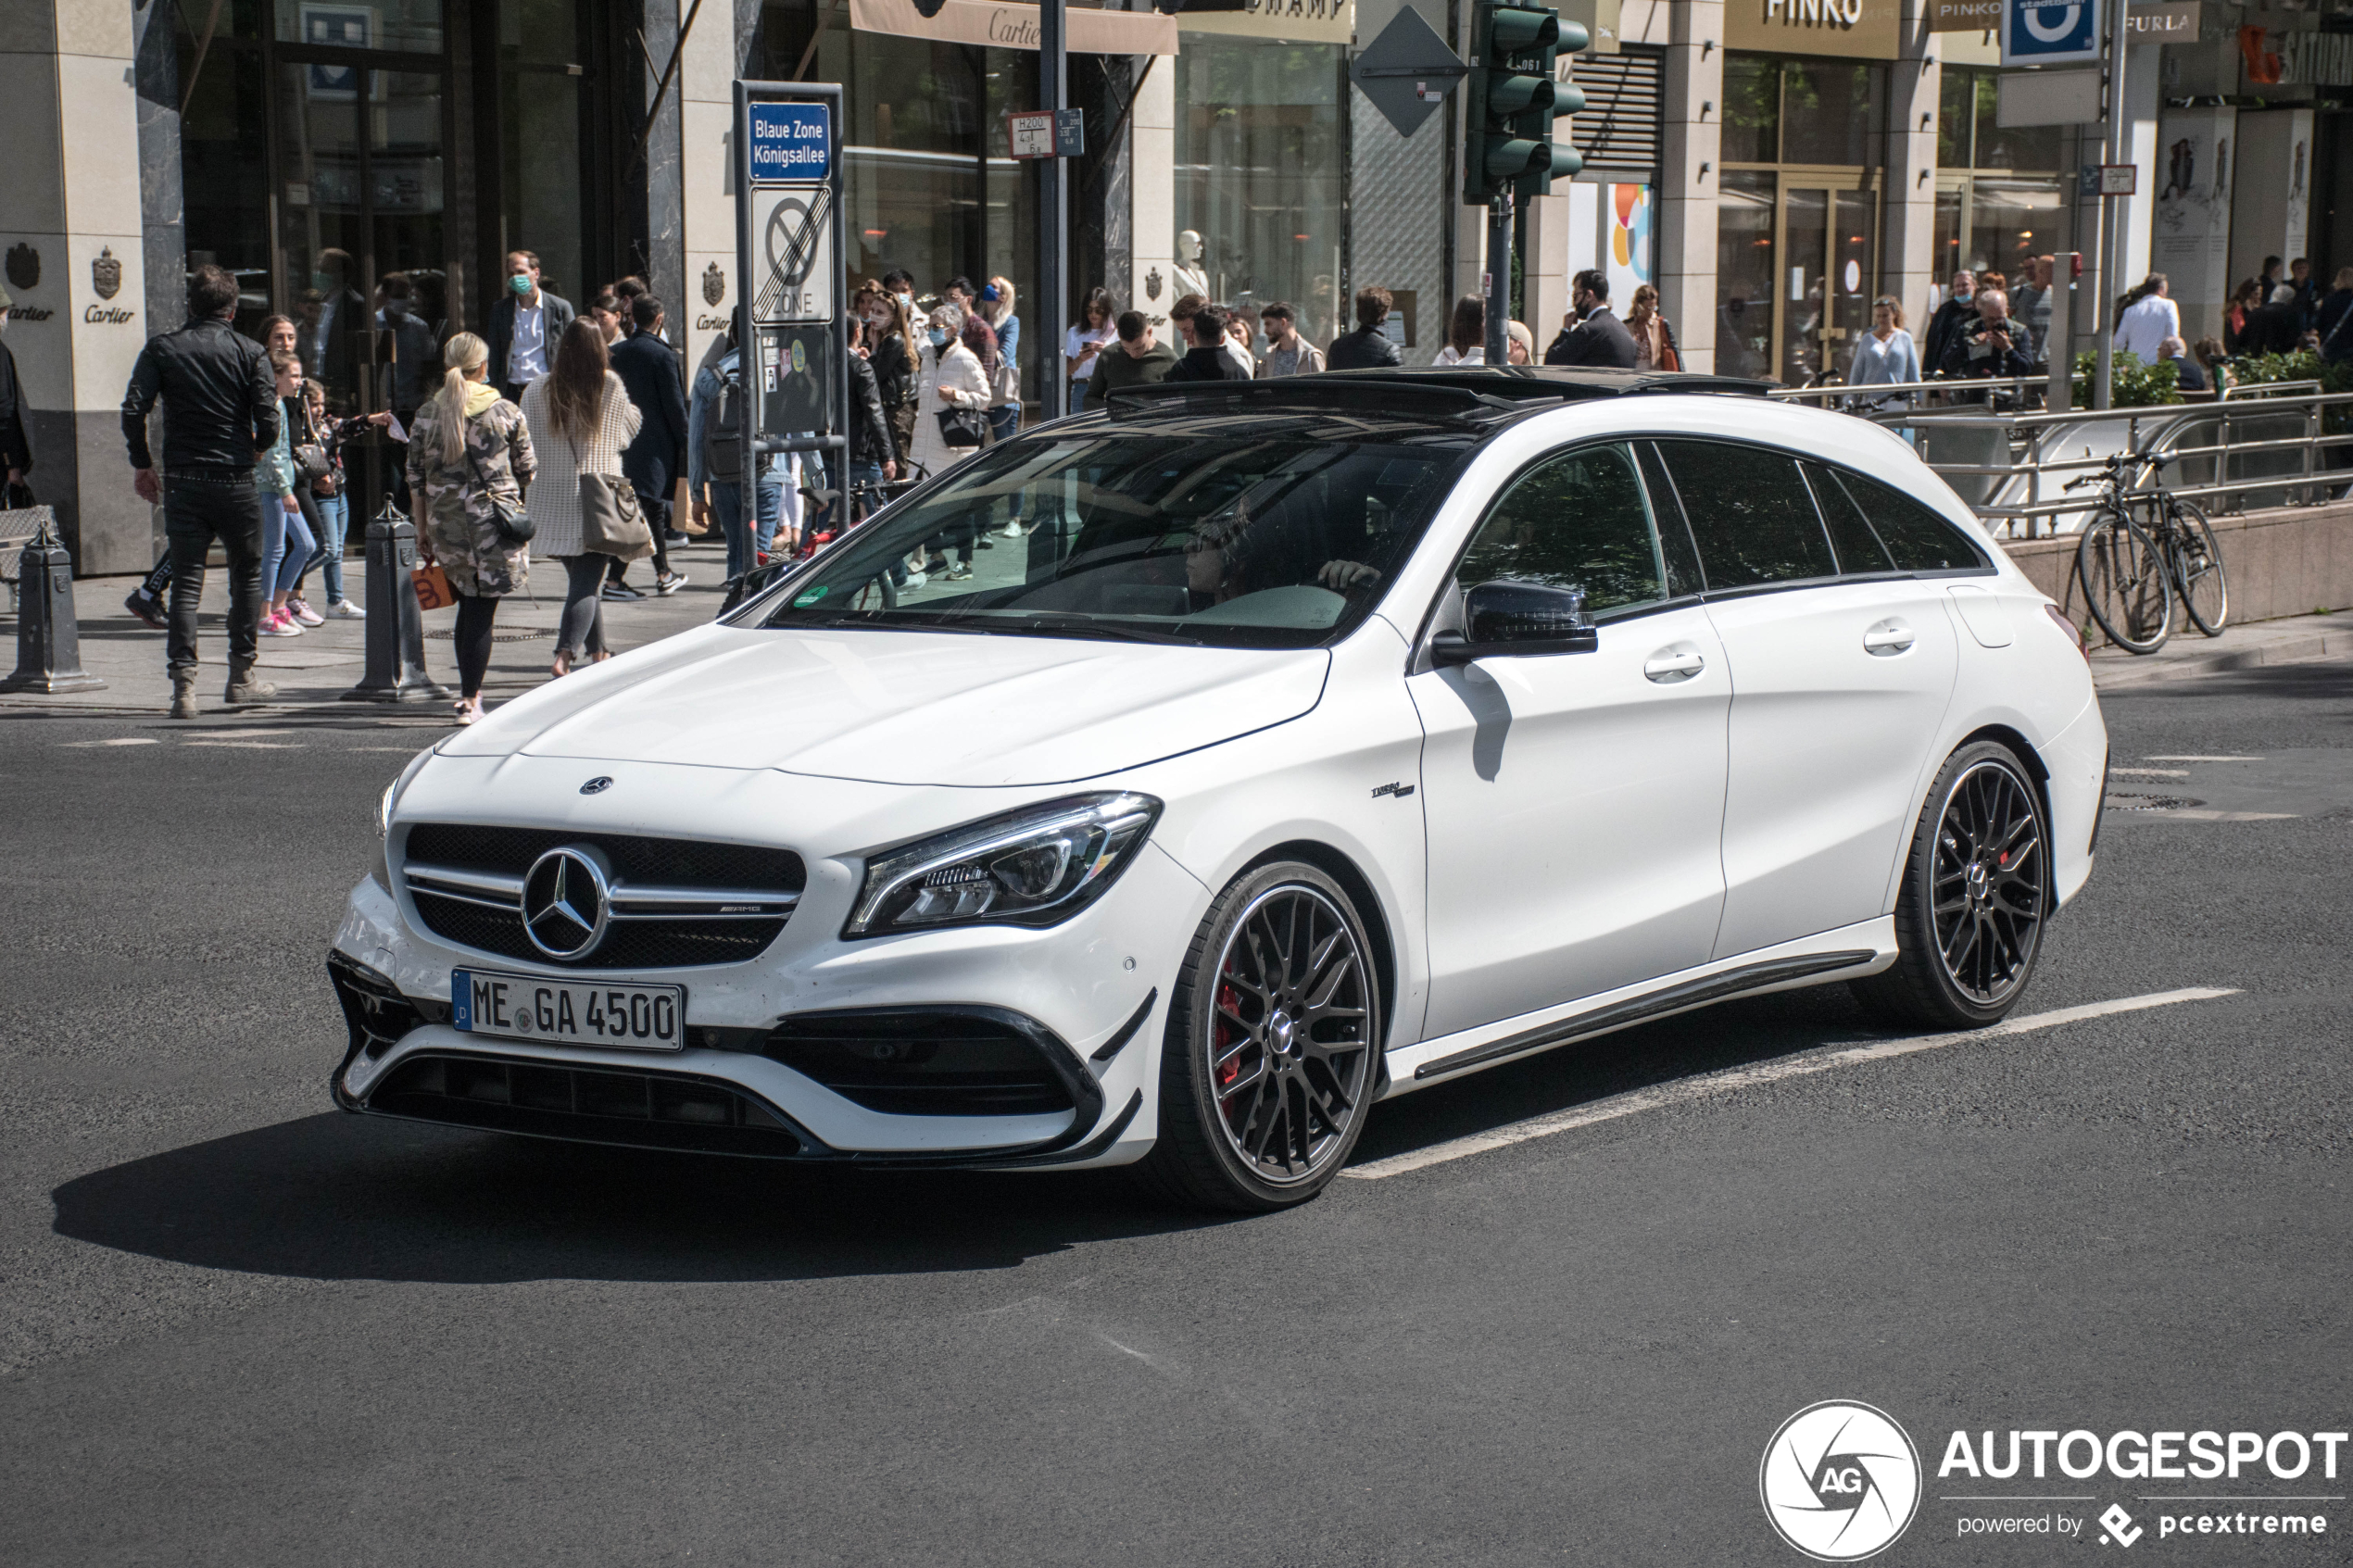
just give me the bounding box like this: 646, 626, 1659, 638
2075, 508, 2172, 654
1134, 861, 1382, 1213
2168, 498, 2229, 637
1851, 741, 2051, 1031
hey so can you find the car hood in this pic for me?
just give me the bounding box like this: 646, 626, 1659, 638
443, 623, 1332, 786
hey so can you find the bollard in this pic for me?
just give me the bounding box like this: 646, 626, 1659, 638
341, 495, 449, 702
0, 507, 106, 694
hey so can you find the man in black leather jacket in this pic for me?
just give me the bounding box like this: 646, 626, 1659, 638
1327, 286, 1403, 370
121, 265, 282, 716
607, 295, 690, 594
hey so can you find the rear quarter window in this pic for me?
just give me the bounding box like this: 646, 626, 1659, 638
1830, 468, 1991, 572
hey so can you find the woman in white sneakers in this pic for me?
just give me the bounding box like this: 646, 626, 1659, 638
520, 319, 642, 678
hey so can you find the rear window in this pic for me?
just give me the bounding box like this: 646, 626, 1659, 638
1653, 439, 1836, 588
1831, 469, 1990, 572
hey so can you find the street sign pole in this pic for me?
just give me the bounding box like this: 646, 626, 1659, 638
1487, 195, 1512, 363
1040, 0, 1067, 421
736, 80, 847, 518
2095, 0, 2127, 409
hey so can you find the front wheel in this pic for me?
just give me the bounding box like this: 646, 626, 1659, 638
1852, 741, 2050, 1031
2076, 508, 2172, 654
2168, 498, 2229, 637
1135, 862, 1381, 1212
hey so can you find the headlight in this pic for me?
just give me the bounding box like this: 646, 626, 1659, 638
377, 738, 447, 838
846, 793, 1162, 938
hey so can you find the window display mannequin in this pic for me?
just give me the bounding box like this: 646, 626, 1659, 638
1172, 231, 1211, 305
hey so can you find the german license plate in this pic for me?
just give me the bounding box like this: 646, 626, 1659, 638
451, 969, 685, 1052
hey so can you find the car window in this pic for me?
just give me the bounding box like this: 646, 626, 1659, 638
1636, 442, 1705, 596
1654, 439, 1836, 589
749, 432, 1465, 650
1456, 443, 1667, 617
1831, 468, 1991, 572
1805, 462, 1895, 574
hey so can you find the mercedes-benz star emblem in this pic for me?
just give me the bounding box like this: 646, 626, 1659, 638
522, 846, 612, 961
580, 776, 612, 795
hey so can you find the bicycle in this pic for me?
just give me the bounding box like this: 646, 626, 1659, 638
2067, 448, 2229, 655
716, 474, 917, 617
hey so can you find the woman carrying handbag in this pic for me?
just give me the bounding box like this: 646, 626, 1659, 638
520, 319, 646, 681
905, 307, 991, 581
406, 332, 536, 724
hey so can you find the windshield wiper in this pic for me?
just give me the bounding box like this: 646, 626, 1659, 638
934, 611, 1200, 646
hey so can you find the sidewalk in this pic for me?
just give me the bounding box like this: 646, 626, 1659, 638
0, 541, 729, 723
2089, 611, 2353, 689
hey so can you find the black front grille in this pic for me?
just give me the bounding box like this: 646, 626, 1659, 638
366, 1052, 820, 1158
400, 822, 803, 971
763, 1009, 1083, 1117
408, 890, 787, 970
403, 823, 806, 891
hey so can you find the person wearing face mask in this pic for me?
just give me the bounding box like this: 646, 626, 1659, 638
883, 268, 918, 323
1922, 270, 1977, 381
0, 284, 32, 508
487, 249, 576, 403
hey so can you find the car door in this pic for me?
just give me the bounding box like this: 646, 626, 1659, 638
1408, 441, 1730, 1041
1647, 439, 1962, 961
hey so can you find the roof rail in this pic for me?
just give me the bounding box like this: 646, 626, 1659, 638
1100, 366, 1774, 423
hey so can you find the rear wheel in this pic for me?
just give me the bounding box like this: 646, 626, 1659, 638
2076, 508, 2172, 654
1852, 741, 2050, 1030
1135, 862, 1380, 1212
2167, 498, 2229, 637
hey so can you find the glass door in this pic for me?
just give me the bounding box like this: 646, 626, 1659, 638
1775, 182, 1877, 386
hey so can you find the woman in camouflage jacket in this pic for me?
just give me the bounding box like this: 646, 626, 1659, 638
407, 330, 535, 724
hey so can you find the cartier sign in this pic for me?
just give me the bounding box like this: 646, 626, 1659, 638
1726, 0, 1902, 59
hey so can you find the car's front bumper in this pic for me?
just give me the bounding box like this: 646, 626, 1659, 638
329, 828, 1206, 1166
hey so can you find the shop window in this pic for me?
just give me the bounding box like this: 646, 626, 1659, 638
1781, 59, 1880, 168
276, 0, 445, 54
1722, 55, 1780, 166
1174, 33, 1350, 345
181, 46, 273, 337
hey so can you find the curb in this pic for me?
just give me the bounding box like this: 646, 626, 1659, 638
2092, 628, 2351, 689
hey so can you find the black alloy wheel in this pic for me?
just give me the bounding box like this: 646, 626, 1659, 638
1853, 741, 2049, 1030
1136, 862, 1380, 1212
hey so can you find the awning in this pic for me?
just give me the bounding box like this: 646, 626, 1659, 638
848, 0, 1180, 56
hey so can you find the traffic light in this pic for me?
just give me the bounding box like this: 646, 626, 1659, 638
1461, 0, 1590, 205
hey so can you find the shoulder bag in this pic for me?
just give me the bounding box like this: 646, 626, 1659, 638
465, 419, 535, 546
937, 399, 986, 448
579, 470, 654, 560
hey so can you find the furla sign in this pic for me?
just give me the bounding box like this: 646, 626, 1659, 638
1725, 0, 1902, 58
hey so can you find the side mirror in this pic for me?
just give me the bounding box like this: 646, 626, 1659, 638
1430, 581, 1598, 666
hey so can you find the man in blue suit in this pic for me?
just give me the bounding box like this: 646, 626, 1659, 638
605, 294, 690, 596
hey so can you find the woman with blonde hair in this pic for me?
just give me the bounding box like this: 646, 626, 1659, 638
521, 318, 642, 679
979, 275, 1023, 445
407, 330, 535, 723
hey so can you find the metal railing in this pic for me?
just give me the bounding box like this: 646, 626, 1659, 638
1764, 379, 2353, 536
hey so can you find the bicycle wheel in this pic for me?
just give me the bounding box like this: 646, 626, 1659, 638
2167, 497, 2229, 637
2075, 507, 2172, 654
842, 571, 900, 612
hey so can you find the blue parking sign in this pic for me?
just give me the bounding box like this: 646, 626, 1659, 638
746, 102, 832, 184
2002, 0, 2099, 65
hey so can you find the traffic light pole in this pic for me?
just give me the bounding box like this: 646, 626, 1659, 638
1487, 195, 1513, 364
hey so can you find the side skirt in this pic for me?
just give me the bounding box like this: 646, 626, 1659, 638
1384, 921, 1895, 1094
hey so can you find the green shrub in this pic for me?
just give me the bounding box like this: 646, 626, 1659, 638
2071, 350, 2181, 408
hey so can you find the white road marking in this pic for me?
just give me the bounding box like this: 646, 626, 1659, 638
182, 740, 303, 750
2109, 766, 2189, 777
62, 737, 161, 747
1344, 987, 2241, 1182
2145, 754, 2263, 762
2120, 809, 2296, 822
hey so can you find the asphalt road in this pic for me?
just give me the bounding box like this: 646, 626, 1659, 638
3, 661, 2349, 1566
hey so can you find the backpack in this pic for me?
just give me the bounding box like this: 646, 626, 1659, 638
703, 357, 745, 481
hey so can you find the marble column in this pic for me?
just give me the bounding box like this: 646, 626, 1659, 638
1657, 1, 1723, 372
0, 0, 154, 574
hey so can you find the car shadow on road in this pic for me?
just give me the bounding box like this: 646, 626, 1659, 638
1349, 983, 1887, 1166
51, 1111, 1228, 1286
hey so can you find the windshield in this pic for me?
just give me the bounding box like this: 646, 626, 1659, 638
751, 429, 1466, 649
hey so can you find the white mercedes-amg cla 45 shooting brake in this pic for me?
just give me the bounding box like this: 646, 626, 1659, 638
332, 368, 2106, 1211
